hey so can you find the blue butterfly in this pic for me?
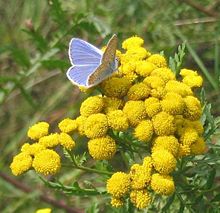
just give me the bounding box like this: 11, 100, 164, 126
67, 34, 118, 88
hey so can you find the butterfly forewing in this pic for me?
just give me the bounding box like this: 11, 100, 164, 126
69, 38, 103, 66
101, 34, 118, 64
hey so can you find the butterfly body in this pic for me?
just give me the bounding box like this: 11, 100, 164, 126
67, 34, 118, 88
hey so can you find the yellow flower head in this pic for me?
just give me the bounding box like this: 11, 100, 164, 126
127, 83, 150, 100
88, 136, 116, 160
107, 172, 131, 197
39, 133, 59, 148
35, 208, 52, 213
179, 127, 199, 146
146, 54, 167, 68
101, 77, 131, 98
27, 122, 49, 140
58, 118, 77, 133
142, 156, 153, 169
84, 113, 108, 138
123, 101, 147, 126
107, 110, 129, 131
122, 36, 144, 50
130, 164, 152, 189
177, 144, 191, 158
145, 97, 161, 117
161, 92, 185, 115
151, 68, 175, 83
103, 97, 124, 113
180, 68, 203, 88
120, 60, 136, 75
165, 80, 193, 97
150, 87, 166, 99
190, 137, 206, 155
134, 120, 153, 142
59, 132, 75, 150
130, 189, 151, 209
32, 149, 61, 175
21, 143, 46, 156
184, 120, 204, 135
111, 197, 124, 208
135, 61, 156, 77
152, 112, 176, 136
143, 76, 165, 89
152, 136, 179, 157
10, 153, 32, 176
151, 173, 175, 195
126, 47, 150, 60
183, 96, 202, 121
76, 115, 87, 135
80, 96, 104, 117
152, 149, 177, 174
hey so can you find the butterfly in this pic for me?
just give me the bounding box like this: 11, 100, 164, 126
67, 34, 118, 88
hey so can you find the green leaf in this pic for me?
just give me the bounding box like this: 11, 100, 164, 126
161, 193, 175, 212
205, 167, 216, 189
212, 193, 220, 202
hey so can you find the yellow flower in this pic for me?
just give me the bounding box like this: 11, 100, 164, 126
185, 120, 204, 135
151, 173, 175, 195
10, 153, 32, 176
32, 149, 61, 175
143, 76, 165, 89
107, 172, 131, 197
59, 132, 75, 150
142, 156, 153, 169
130, 189, 151, 209
146, 54, 167, 68
134, 120, 153, 142
161, 92, 185, 115
21, 143, 46, 156
135, 61, 156, 77
150, 87, 166, 99
84, 113, 108, 138
88, 136, 116, 160
27, 122, 49, 140
120, 61, 136, 74
151, 68, 175, 83
179, 127, 199, 146
39, 133, 59, 148
180, 69, 203, 88
111, 197, 124, 208
58, 118, 77, 133
101, 77, 131, 98
122, 36, 144, 50
107, 110, 129, 131
183, 96, 202, 121
177, 144, 191, 158
80, 96, 104, 117
152, 149, 177, 174
190, 137, 206, 155
103, 97, 124, 113
152, 112, 176, 136
145, 97, 161, 117
152, 136, 179, 157
165, 80, 193, 97
76, 116, 87, 135
35, 208, 52, 213
127, 83, 150, 100
126, 47, 150, 60
123, 101, 146, 126
130, 164, 152, 189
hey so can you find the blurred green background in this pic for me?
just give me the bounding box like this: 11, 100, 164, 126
0, 0, 220, 212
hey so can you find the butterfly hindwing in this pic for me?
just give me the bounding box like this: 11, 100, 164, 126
67, 64, 99, 87
69, 38, 103, 66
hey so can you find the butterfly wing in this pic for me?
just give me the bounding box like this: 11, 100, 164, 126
69, 38, 103, 66
67, 65, 99, 87
101, 34, 118, 64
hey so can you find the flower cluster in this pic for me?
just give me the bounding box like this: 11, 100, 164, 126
10, 35, 206, 210
10, 121, 75, 176
103, 36, 206, 208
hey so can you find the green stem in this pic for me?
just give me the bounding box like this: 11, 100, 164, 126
66, 150, 113, 176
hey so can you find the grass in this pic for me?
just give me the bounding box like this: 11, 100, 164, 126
0, 0, 220, 212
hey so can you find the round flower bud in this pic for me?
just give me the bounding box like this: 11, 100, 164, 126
146, 54, 167, 68
27, 122, 49, 140
130, 189, 151, 209
145, 97, 161, 117
127, 83, 150, 100
134, 120, 153, 142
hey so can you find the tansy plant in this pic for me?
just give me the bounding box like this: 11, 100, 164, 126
10, 36, 218, 212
